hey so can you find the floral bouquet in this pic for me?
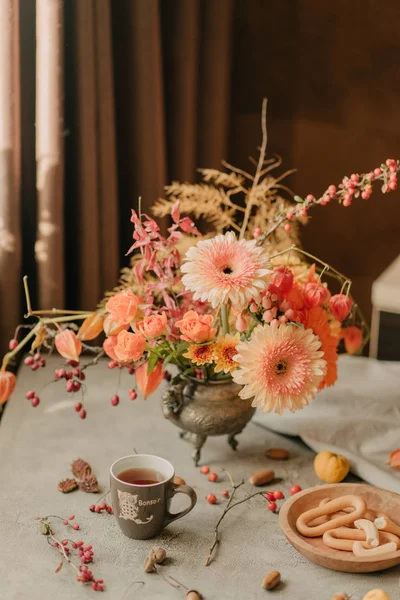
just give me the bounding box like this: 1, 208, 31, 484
0, 100, 398, 420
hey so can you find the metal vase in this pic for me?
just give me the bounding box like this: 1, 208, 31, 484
161, 379, 255, 465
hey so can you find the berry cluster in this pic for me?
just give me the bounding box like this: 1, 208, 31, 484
107, 360, 135, 374
24, 352, 46, 371
265, 490, 285, 513
89, 500, 113, 515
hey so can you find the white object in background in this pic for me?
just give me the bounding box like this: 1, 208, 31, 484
370, 255, 400, 359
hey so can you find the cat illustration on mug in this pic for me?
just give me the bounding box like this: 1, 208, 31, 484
117, 490, 154, 524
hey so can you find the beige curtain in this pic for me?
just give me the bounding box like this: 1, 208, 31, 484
0, 0, 233, 352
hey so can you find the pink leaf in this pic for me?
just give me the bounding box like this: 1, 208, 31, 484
171, 201, 180, 223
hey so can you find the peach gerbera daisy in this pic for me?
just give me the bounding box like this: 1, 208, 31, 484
232, 324, 327, 414
184, 343, 214, 366
213, 334, 240, 373
181, 232, 271, 309
304, 306, 339, 390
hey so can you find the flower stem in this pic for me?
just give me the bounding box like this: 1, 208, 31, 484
220, 304, 229, 336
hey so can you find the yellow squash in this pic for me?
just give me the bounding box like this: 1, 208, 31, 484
314, 450, 350, 483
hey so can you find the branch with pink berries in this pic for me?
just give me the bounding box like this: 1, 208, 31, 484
256, 158, 399, 245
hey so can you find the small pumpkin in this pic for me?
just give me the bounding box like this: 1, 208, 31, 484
314, 450, 350, 483
363, 590, 392, 600
0, 370, 17, 405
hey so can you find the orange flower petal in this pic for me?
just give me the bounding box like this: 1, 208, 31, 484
136, 361, 163, 398
0, 371, 16, 404
78, 313, 105, 341
55, 330, 82, 362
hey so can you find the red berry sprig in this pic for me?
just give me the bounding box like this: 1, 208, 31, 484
38, 515, 105, 591
24, 352, 46, 371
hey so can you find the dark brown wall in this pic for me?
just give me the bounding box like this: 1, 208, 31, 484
229, 0, 400, 323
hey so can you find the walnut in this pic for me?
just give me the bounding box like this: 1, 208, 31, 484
58, 478, 78, 493
78, 474, 100, 493
71, 458, 92, 480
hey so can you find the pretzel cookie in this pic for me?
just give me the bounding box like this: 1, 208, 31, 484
296, 495, 367, 537
322, 527, 400, 552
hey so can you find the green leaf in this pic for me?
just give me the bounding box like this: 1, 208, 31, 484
147, 352, 159, 375
294, 195, 303, 203
162, 354, 173, 370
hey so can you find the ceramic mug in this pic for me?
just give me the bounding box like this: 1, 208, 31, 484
110, 454, 197, 539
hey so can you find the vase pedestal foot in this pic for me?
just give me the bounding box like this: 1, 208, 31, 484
228, 430, 242, 451
177, 431, 208, 466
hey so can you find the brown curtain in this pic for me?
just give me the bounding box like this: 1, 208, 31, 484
0, 0, 233, 352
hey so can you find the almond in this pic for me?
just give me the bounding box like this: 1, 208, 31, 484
265, 448, 290, 460
248, 469, 275, 486
174, 476, 186, 485
261, 570, 280, 590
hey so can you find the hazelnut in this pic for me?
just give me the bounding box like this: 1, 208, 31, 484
249, 469, 275, 486
143, 556, 155, 573
150, 546, 167, 564
186, 591, 202, 600
261, 570, 280, 590
331, 595, 350, 600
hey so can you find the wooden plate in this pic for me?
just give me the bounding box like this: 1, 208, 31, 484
279, 483, 400, 573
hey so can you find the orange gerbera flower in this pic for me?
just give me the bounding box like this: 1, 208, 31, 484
213, 334, 240, 374
304, 306, 339, 390
184, 343, 214, 366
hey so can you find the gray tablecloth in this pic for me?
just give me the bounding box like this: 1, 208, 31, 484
0, 356, 398, 600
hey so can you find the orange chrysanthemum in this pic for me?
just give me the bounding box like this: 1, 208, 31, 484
304, 306, 339, 390
213, 334, 240, 374
184, 343, 214, 366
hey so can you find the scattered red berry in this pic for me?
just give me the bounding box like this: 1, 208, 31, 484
67, 359, 79, 367
206, 494, 217, 504
24, 356, 34, 366
72, 381, 81, 392
200, 466, 210, 475
63, 520, 69, 525
31, 363, 39, 371
111, 395, 119, 406
68, 515, 75, 520
73, 523, 80, 530
66, 379, 74, 393
129, 389, 137, 400
267, 502, 277, 512
89, 505, 95, 512
34, 353, 41, 362
289, 484, 302, 496
273, 490, 285, 500
75, 402, 82, 412
221, 490, 230, 498
99, 502, 106, 510
9, 338, 18, 350
25, 390, 35, 399
94, 506, 101, 513
108, 360, 117, 369
284, 223, 291, 232
128, 367, 135, 375
208, 472, 218, 482
265, 492, 276, 502
31, 396, 40, 407
79, 409, 87, 419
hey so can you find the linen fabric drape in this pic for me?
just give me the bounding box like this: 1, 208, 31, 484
0, 0, 233, 352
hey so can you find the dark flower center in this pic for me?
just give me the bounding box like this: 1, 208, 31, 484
223, 266, 233, 275
274, 359, 288, 376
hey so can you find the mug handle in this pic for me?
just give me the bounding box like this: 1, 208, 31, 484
165, 484, 197, 525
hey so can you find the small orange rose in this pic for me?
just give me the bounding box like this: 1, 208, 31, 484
105, 290, 140, 324
55, 330, 82, 362
78, 313, 105, 341
136, 361, 163, 398
103, 314, 129, 337
136, 313, 167, 339
114, 330, 146, 362
103, 336, 118, 361
0, 371, 16, 404
175, 310, 217, 343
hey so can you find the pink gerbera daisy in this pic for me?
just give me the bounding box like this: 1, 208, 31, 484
232, 324, 327, 414
181, 231, 271, 309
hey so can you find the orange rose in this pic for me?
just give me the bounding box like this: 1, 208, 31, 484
136, 313, 167, 339
136, 361, 163, 398
105, 290, 140, 324
114, 330, 146, 362
103, 336, 119, 361
55, 330, 82, 362
103, 314, 129, 336
175, 310, 217, 343
0, 371, 16, 404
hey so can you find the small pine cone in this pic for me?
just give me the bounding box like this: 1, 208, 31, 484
58, 478, 78, 493
71, 458, 92, 480
79, 474, 100, 493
